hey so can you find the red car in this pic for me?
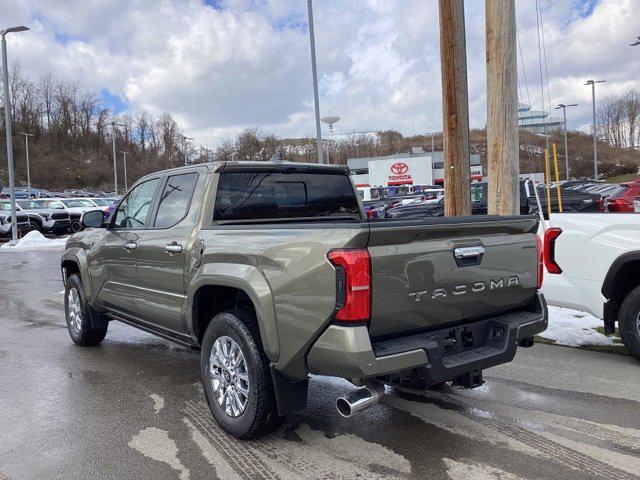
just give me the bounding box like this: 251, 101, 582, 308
606, 180, 640, 212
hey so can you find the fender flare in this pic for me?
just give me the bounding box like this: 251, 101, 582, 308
61, 249, 93, 300
186, 263, 280, 362
601, 251, 640, 299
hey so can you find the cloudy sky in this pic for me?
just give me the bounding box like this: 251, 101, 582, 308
1, 0, 639, 147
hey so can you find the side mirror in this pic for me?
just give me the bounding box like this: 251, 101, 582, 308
82, 210, 105, 229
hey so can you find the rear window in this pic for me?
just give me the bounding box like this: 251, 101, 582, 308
214, 171, 360, 221
608, 185, 629, 198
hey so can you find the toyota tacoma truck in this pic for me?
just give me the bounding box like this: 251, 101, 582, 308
61, 161, 548, 439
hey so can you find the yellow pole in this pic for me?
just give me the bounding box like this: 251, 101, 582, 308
552, 143, 563, 213
544, 148, 552, 218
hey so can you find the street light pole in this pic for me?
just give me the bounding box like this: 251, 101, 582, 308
119, 152, 129, 191
307, 0, 323, 164
182, 135, 194, 166
1, 25, 29, 244
20, 132, 34, 196
111, 122, 118, 195
585, 80, 605, 180
110, 121, 125, 194
554, 103, 577, 180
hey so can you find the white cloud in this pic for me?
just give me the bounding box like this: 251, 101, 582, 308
0, 0, 638, 147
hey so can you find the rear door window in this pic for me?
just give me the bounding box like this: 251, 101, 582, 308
214, 171, 360, 221
153, 173, 199, 228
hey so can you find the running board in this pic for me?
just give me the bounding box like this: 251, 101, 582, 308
106, 312, 199, 349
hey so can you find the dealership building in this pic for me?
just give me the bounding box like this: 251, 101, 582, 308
347, 148, 483, 187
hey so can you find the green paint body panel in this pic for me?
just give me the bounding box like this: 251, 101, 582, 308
62, 161, 547, 385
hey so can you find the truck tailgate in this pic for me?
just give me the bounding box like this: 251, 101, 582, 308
367, 215, 539, 338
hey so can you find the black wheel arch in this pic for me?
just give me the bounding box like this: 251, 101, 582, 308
602, 252, 640, 332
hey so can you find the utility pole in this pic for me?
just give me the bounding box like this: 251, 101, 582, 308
119, 152, 130, 191
20, 132, 34, 196
438, 0, 471, 216
585, 80, 605, 180
1, 25, 29, 243
554, 103, 577, 180
307, 0, 324, 164
486, 0, 519, 215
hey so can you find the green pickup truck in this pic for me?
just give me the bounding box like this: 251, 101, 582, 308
61, 161, 548, 439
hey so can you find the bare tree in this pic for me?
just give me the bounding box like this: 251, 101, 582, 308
623, 89, 640, 149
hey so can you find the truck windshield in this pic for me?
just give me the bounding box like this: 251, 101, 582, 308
214, 171, 361, 221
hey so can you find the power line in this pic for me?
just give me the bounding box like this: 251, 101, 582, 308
535, 0, 548, 149
516, 26, 532, 106
539, 3, 553, 123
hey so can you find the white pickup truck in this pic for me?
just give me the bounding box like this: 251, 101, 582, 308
541, 213, 640, 360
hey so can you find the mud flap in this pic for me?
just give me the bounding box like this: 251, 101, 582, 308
270, 366, 308, 416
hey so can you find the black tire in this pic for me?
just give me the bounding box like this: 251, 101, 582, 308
29, 220, 41, 232
70, 220, 82, 233
200, 309, 282, 439
618, 285, 640, 361
64, 274, 108, 346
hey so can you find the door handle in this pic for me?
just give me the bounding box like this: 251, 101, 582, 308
165, 243, 183, 254
123, 241, 138, 251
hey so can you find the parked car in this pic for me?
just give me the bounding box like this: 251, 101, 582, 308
605, 180, 640, 212
63, 189, 95, 198
386, 181, 602, 220
0, 203, 31, 237
0, 187, 31, 199
61, 161, 547, 439
89, 197, 120, 220
15, 199, 71, 234
541, 213, 640, 360
36, 198, 98, 232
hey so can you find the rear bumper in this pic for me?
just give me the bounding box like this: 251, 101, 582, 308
307, 292, 548, 381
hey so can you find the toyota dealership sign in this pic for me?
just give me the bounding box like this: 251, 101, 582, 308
368, 157, 433, 186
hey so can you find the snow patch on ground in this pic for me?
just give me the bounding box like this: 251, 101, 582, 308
539, 306, 621, 347
128, 427, 189, 480
150, 394, 165, 413
443, 458, 520, 480
0, 231, 67, 251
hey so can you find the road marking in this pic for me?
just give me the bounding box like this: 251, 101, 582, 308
128, 427, 190, 480
150, 394, 165, 413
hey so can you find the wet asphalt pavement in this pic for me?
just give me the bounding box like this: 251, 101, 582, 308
1, 250, 640, 480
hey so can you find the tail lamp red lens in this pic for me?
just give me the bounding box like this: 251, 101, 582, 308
543, 228, 563, 274
535, 234, 544, 289
328, 249, 371, 321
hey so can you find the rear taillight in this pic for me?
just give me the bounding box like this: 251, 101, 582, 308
543, 228, 563, 274
328, 249, 371, 322
536, 234, 544, 289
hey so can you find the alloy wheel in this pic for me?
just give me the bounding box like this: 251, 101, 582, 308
67, 287, 83, 335
209, 336, 250, 418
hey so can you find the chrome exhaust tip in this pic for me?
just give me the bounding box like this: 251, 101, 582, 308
336, 382, 385, 417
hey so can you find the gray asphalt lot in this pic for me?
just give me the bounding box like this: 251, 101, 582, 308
1, 249, 639, 480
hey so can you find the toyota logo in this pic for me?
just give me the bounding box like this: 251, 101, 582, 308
391, 162, 408, 174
